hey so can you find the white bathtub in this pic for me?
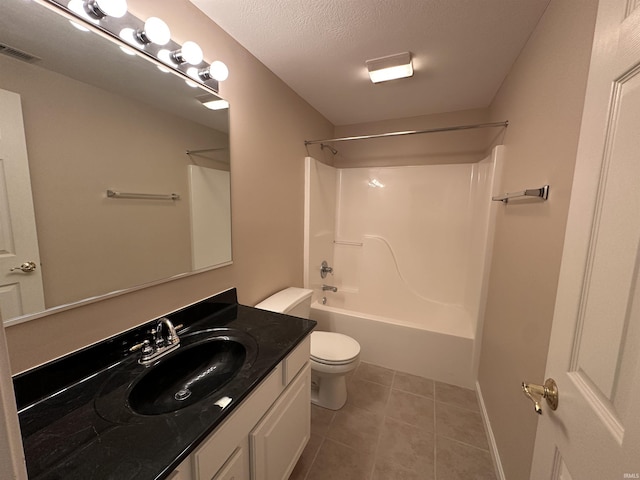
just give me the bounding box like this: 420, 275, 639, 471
309, 295, 476, 389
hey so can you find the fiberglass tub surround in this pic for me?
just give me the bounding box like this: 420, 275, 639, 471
305, 147, 503, 387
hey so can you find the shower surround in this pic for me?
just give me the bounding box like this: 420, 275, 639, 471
304, 147, 503, 387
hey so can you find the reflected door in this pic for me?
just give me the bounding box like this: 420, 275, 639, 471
0, 89, 45, 321
530, 1, 640, 478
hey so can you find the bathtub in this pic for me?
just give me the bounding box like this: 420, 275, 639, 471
309, 294, 476, 388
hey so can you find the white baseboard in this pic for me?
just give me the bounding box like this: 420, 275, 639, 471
476, 380, 506, 480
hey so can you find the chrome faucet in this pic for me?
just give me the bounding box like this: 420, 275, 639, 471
130, 317, 182, 364
322, 284, 338, 292
154, 317, 179, 348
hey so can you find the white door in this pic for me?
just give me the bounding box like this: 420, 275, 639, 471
0, 89, 45, 322
530, 1, 640, 478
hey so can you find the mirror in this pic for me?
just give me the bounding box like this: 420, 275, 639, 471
0, 0, 231, 323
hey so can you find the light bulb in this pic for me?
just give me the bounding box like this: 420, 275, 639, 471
187, 67, 200, 79
157, 65, 170, 73
173, 41, 203, 65
67, 0, 96, 23
119, 27, 137, 46
87, 0, 128, 18
157, 49, 172, 64
185, 79, 199, 88
208, 61, 229, 81
137, 17, 170, 46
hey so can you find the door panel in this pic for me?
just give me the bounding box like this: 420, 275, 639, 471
0, 89, 44, 322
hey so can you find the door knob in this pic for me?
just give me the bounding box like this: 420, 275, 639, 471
522, 378, 558, 414
10, 261, 37, 273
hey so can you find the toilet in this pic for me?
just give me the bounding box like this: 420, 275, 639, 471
255, 287, 361, 410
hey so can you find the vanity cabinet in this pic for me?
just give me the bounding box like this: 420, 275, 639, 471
173, 335, 311, 480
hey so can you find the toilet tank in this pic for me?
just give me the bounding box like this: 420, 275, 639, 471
254, 287, 313, 318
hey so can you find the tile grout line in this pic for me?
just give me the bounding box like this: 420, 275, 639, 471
367, 369, 395, 480
438, 434, 492, 453
301, 435, 326, 480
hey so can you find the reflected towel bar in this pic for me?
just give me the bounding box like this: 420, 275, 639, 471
185, 147, 227, 155
334, 240, 364, 246
492, 185, 549, 204
107, 190, 180, 200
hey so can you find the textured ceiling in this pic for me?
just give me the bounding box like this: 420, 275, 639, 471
190, 0, 550, 125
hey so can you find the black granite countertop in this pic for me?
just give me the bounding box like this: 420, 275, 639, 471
13, 288, 316, 480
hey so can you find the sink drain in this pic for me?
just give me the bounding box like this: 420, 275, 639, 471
175, 388, 192, 401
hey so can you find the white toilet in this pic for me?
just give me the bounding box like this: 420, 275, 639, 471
255, 287, 361, 410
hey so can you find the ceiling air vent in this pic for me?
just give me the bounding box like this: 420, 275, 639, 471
0, 43, 40, 63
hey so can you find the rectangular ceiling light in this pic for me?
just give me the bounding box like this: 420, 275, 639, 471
366, 52, 413, 84
197, 93, 229, 110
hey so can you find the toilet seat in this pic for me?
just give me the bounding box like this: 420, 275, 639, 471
310, 331, 360, 365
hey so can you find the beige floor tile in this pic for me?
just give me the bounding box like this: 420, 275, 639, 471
326, 404, 384, 454
386, 389, 435, 431
435, 382, 479, 411
311, 404, 336, 437
305, 438, 374, 480
392, 372, 434, 398
346, 378, 391, 414
436, 436, 496, 480
354, 362, 395, 386
373, 458, 434, 480
289, 434, 323, 480
376, 417, 435, 474
436, 402, 489, 450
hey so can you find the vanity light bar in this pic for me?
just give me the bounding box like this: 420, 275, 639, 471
42, 0, 226, 94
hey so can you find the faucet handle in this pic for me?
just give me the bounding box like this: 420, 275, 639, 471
129, 339, 153, 355
320, 260, 333, 279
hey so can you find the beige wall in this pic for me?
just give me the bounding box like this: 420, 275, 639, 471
331, 108, 493, 168
5, 0, 333, 373
478, 0, 598, 479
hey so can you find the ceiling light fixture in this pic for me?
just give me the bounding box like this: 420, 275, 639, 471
366, 52, 413, 84
197, 94, 229, 110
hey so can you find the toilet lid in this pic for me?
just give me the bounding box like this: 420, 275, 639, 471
310, 331, 360, 365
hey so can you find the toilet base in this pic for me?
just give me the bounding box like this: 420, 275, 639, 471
310, 370, 349, 410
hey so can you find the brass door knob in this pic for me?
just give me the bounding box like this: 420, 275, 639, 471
522, 378, 558, 414
9, 261, 37, 273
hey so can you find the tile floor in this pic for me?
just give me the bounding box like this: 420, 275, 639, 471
290, 362, 497, 480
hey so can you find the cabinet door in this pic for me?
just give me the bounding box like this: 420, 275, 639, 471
250, 363, 311, 480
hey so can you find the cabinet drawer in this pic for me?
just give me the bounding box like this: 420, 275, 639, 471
212, 441, 249, 480
250, 363, 311, 480
283, 335, 310, 386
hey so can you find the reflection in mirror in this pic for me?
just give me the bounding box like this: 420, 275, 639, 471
0, 0, 231, 324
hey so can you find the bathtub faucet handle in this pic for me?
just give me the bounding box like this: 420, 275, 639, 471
320, 260, 334, 279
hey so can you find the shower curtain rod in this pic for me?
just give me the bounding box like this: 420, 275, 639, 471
304, 120, 508, 145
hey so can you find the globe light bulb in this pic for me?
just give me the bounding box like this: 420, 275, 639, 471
141, 17, 170, 46
208, 61, 229, 81
89, 0, 128, 18
179, 41, 203, 65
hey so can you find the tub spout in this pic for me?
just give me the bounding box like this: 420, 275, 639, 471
322, 284, 338, 292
